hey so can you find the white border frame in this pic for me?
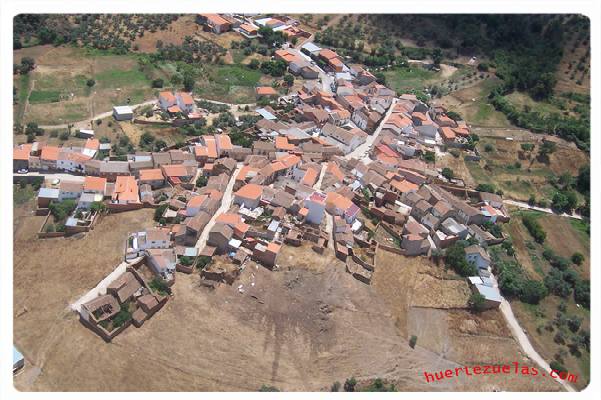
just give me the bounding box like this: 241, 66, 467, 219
1, 1, 599, 399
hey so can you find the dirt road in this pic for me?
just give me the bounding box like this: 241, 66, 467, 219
499, 299, 575, 392
504, 199, 582, 220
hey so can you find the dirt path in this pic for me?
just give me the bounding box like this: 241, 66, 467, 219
503, 199, 582, 220
499, 299, 575, 392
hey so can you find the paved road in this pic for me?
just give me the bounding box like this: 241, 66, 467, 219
503, 199, 582, 220
499, 299, 575, 392
313, 163, 327, 191
344, 98, 398, 161
324, 212, 335, 250
194, 163, 243, 251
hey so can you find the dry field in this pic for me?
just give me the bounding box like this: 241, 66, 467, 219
132, 15, 200, 53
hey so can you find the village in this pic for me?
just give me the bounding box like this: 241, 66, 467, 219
10, 13, 518, 342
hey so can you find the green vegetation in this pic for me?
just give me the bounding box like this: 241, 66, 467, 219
195, 256, 212, 270
496, 259, 547, 304
469, 293, 487, 312
29, 90, 61, 104
444, 242, 477, 277
48, 200, 77, 222
195, 175, 208, 188
149, 277, 171, 296
441, 167, 454, 180
112, 302, 132, 328
13, 184, 36, 205
409, 335, 417, 349
522, 214, 546, 243
383, 66, 436, 95
361, 378, 397, 392
343, 377, 357, 392
258, 385, 279, 392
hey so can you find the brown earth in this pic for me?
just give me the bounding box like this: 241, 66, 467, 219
132, 15, 201, 53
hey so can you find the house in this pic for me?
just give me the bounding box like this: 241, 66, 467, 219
252, 242, 281, 269
78, 192, 104, 209
139, 168, 165, 188
303, 191, 327, 224
465, 245, 491, 270
318, 48, 344, 72
184, 211, 211, 246
440, 217, 468, 240
13, 144, 31, 171
401, 234, 431, 256
321, 123, 366, 154
239, 23, 259, 38
207, 223, 234, 253
112, 105, 133, 121
176, 92, 195, 114
40, 146, 60, 170
37, 187, 60, 208
469, 278, 502, 309
160, 164, 194, 185
479, 192, 504, 209
135, 228, 172, 250
234, 184, 263, 209
325, 192, 360, 223
146, 248, 177, 279
256, 86, 278, 99
112, 175, 139, 204
57, 151, 90, 173
59, 181, 84, 201
83, 176, 107, 196
158, 91, 177, 111
78, 129, 95, 139
198, 14, 231, 33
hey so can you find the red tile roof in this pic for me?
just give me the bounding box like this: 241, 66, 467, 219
139, 168, 164, 181
235, 183, 263, 200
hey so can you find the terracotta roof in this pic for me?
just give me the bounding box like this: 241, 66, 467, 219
13, 144, 32, 161
236, 165, 259, 181
216, 213, 243, 226
390, 178, 419, 193
240, 23, 258, 33
301, 167, 319, 186
279, 154, 301, 168
159, 91, 176, 104
84, 176, 107, 192
201, 13, 230, 26
326, 192, 353, 211
412, 112, 428, 121
161, 164, 189, 177
319, 48, 338, 60
215, 134, 233, 151
178, 92, 194, 105
256, 86, 278, 96
85, 138, 100, 150
267, 242, 281, 253
235, 183, 263, 200
326, 162, 344, 182
439, 126, 456, 140
298, 207, 309, 217
139, 168, 164, 181
113, 175, 139, 202
204, 137, 218, 158
41, 146, 60, 161
167, 105, 182, 113
275, 136, 295, 151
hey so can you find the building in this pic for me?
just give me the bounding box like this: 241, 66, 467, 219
234, 183, 263, 209
321, 123, 366, 154
465, 245, 491, 270
112, 105, 134, 121
239, 23, 259, 38
468, 277, 502, 309
58, 181, 84, 201
303, 191, 326, 224
83, 176, 107, 195
176, 92, 195, 114
37, 187, 60, 208
256, 86, 279, 99
112, 175, 139, 204
208, 223, 234, 254
158, 91, 177, 111
139, 168, 166, 189
198, 14, 232, 34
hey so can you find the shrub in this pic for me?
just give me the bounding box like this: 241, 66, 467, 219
154, 203, 168, 222
567, 317, 581, 333
573, 280, 590, 308
331, 382, 341, 392
476, 183, 496, 193
484, 143, 494, 152
86, 79, 95, 87
196, 175, 208, 188
112, 303, 132, 328
49, 200, 77, 222
149, 277, 171, 296
59, 131, 70, 141
441, 167, 454, 180
550, 361, 567, 374
469, 293, 487, 312
259, 385, 279, 392
522, 215, 546, 243
571, 252, 584, 265
519, 280, 548, 304
362, 378, 397, 392
45, 223, 55, 233
344, 377, 357, 392
409, 335, 417, 348
151, 78, 164, 88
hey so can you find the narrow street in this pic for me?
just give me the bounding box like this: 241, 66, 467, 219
345, 98, 399, 160
194, 163, 243, 251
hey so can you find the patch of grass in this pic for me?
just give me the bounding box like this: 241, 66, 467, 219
196, 64, 263, 103
29, 90, 61, 104
383, 66, 437, 93
15, 74, 31, 124
95, 68, 150, 88
13, 184, 35, 205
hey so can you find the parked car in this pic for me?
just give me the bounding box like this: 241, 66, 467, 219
17, 169, 28, 174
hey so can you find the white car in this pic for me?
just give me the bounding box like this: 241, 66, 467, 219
17, 169, 28, 174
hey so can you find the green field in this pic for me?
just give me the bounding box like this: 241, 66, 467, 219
29, 90, 61, 104
95, 69, 151, 88
195, 64, 264, 104
383, 66, 437, 94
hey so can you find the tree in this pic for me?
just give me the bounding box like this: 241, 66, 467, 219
432, 48, 443, 66
59, 131, 70, 141
331, 382, 341, 392
48, 200, 77, 222
409, 335, 417, 348
467, 292, 486, 312
520, 143, 535, 152
522, 215, 546, 243
86, 79, 96, 87
441, 167, 454, 180
576, 166, 589, 194
484, 143, 494, 152
248, 59, 260, 70
90, 201, 106, 213
283, 74, 294, 87
25, 122, 44, 136
154, 203, 168, 222
423, 151, 435, 163
476, 183, 496, 194
538, 141, 557, 159
19, 57, 35, 74
519, 280, 548, 304
152, 78, 164, 88
182, 71, 195, 91
573, 280, 590, 308
445, 243, 477, 277
344, 377, 357, 392
140, 131, 156, 147
571, 252, 585, 265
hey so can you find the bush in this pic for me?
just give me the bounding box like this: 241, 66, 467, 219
362, 378, 396, 392
423, 151, 435, 163
195, 256, 211, 270
522, 215, 546, 243
519, 280, 548, 304
331, 382, 341, 392
469, 293, 487, 312
484, 143, 494, 152
59, 131, 70, 141
154, 203, 168, 222
571, 252, 584, 265
550, 361, 567, 374
573, 280, 590, 308
441, 167, 454, 180
86, 79, 95, 87
445, 243, 478, 277
476, 183, 496, 193
152, 78, 164, 88
149, 277, 171, 296
45, 223, 55, 233
258, 385, 279, 392
567, 317, 581, 333
196, 175, 208, 188
409, 335, 417, 348
112, 303, 132, 328
544, 269, 572, 298
49, 200, 77, 222
344, 377, 357, 392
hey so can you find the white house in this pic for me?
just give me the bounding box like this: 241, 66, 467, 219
303, 191, 326, 225
113, 105, 133, 121
321, 123, 366, 155
146, 248, 177, 279
465, 244, 491, 270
